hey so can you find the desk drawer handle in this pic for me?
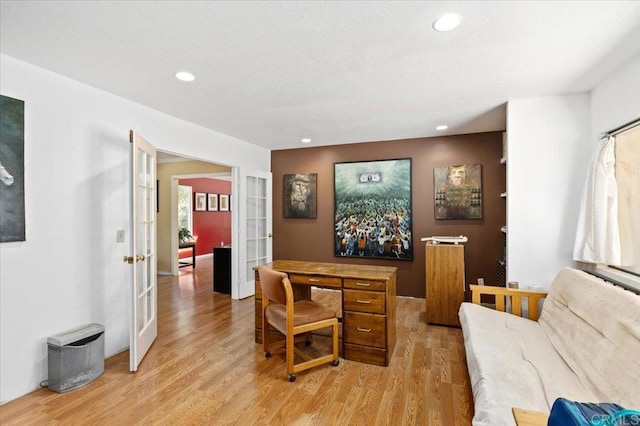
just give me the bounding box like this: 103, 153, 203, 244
308, 278, 321, 283
357, 327, 372, 333
356, 282, 371, 287
356, 299, 371, 304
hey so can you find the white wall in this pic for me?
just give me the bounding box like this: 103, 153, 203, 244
506, 94, 591, 289
0, 54, 270, 404
591, 54, 640, 138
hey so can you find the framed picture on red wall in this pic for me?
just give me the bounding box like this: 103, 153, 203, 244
219, 194, 229, 211
207, 193, 218, 211
194, 192, 206, 211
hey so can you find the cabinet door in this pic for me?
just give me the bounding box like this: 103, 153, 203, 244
426, 243, 465, 326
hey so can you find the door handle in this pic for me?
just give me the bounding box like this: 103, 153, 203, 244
123, 254, 146, 264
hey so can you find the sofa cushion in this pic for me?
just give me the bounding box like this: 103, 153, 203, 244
539, 268, 640, 408
460, 302, 598, 426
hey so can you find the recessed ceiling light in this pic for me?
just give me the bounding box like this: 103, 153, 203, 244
174, 71, 195, 82
436, 125, 448, 131
433, 13, 462, 32
301, 138, 312, 143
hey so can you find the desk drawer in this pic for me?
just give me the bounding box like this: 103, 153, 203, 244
343, 311, 386, 348
344, 343, 387, 366
289, 274, 342, 288
343, 289, 385, 314
344, 278, 386, 291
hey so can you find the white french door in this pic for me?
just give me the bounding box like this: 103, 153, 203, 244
234, 169, 272, 299
128, 130, 158, 371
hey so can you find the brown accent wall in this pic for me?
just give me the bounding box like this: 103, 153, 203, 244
271, 132, 505, 298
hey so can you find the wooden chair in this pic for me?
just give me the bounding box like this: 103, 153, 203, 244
258, 265, 339, 382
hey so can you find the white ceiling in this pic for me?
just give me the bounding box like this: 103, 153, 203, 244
2, 1, 640, 151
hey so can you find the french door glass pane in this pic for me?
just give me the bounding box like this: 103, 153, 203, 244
247, 176, 257, 197
137, 296, 145, 332
247, 260, 258, 278
145, 152, 152, 186
247, 219, 258, 239
257, 177, 266, 197
137, 150, 145, 186
136, 257, 144, 295
258, 238, 267, 258
247, 239, 257, 259
247, 197, 258, 216
257, 197, 266, 218
146, 289, 153, 323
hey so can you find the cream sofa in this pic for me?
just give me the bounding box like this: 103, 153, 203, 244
459, 267, 640, 426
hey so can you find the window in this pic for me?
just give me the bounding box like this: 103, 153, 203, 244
178, 185, 192, 233
613, 123, 640, 276
579, 120, 640, 291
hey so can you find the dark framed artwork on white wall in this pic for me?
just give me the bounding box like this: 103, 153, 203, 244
0, 94, 25, 242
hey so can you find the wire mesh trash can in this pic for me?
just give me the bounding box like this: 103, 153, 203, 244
47, 323, 105, 393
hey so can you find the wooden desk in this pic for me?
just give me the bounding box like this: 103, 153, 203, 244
512, 407, 549, 426
254, 260, 397, 366
179, 241, 196, 268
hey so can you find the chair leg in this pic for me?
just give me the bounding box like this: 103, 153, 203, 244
262, 312, 271, 357
286, 330, 295, 377
332, 319, 339, 362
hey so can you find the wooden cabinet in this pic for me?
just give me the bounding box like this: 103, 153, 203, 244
254, 260, 396, 366
425, 242, 465, 327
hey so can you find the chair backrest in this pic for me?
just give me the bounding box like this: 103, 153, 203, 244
258, 265, 289, 305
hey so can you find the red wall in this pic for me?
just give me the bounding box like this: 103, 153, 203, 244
179, 178, 231, 257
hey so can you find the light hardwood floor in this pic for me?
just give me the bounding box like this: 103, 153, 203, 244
0, 257, 474, 425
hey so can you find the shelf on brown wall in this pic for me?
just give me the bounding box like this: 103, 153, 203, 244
271, 132, 506, 298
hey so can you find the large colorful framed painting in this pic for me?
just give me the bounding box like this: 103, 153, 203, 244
0, 95, 26, 242
434, 164, 483, 219
283, 173, 317, 219
334, 158, 412, 260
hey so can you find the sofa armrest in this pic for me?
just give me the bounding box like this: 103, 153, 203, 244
469, 285, 548, 321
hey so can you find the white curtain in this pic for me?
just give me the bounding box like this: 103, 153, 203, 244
573, 135, 621, 265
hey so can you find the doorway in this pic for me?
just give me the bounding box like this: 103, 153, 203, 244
156, 151, 232, 278
155, 150, 272, 299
